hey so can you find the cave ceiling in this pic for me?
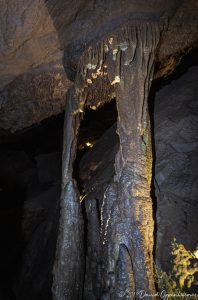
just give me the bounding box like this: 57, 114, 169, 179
0, 0, 198, 132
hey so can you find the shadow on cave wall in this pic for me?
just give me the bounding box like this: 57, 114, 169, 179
73, 100, 118, 193
0, 115, 64, 300
151, 48, 198, 293
148, 46, 198, 259
0, 178, 26, 299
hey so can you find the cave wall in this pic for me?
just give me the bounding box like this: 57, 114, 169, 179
154, 66, 198, 291
0, 117, 63, 300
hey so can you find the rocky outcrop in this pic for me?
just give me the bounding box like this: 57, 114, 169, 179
0, 0, 70, 132
0, 0, 62, 90
0, 66, 71, 132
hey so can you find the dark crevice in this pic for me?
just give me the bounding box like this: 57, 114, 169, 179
96, 198, 101, 226
73, 100, 118, 194
148, 79, 158, 264
0, 112, 64, 157
154, 46, 198, 92
72, 99, 118, 299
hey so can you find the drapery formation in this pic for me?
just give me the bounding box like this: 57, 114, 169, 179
53, 20, 163, 299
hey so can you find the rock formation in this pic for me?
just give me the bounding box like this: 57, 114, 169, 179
0, 1, 198, 300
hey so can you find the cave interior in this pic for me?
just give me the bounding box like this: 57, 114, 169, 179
0, 1, 198, 300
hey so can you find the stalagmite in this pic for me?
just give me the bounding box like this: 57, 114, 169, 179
53, 20, 163, 299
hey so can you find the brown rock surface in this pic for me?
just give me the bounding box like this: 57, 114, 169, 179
0, 0, 198, 131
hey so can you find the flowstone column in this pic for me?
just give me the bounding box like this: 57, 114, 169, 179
111, 22, 161, 296
52, 87, 84, 300
75, 20, 162, 298
53, 20, 162, 300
